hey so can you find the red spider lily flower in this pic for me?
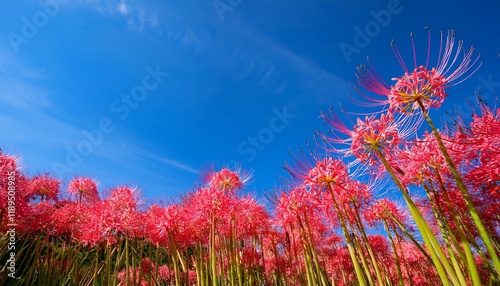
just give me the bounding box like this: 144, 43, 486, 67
157, 265, 174, 283
356, 29, 481, 113
51, 201, 90, 240
29, 174, 60, 202
182, 187, 218, 243
230, 195, 270, 238
274, 186, 323, 228
396, 241, 439, 284
204, 167, 252, 193
342, 180, 372, 208
18, 201, 56, 235
392, 132, 448, 187
0, 150, 19, 183
139, 258, 155, 276
118, 260, 155, 286
68, 177, 100, 203
78, 186, 142, 245
0, 151, 32, 232
320, 109, 419, 168
145, 203, 195, 248
186, 186, 234, 218
304, 157, 350, 192
364, 198, 409, 229
102, 186, 143, 234
350, 112, 400, 165
144, 204, 170, 245
367, 235, 391, 262
325, 247, 357, 284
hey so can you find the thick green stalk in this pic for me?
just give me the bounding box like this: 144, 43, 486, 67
386, 210, 433, 264
353, 204, 385, 285
297, 216, 317, 286
375, 148, 458, 286
303, 212, 330, 286
385, 221, 404, 286
327, 186, 367, 286
302, 244, 316, 286
169, 232, 181, 286
210, 213, 218, 286
351, 230, 375, 286
425, 187, 468, 286
417, 98, 500, 275
125, 236, 130, 286
395, 233, 414, 286
431, 173, 482, 286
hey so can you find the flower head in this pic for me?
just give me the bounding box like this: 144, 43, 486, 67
78, 186, 142, 245
356, 29, 481, 113
389, 66, 448, 113
365, 198, 408, 229
304, 157, 350, 191
350, 112, 400, 165
29, 174, 60, 202
68, 177, 100, 203
204, 167, 252, 193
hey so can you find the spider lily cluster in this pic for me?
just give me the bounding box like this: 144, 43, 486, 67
1, 29, 499, 285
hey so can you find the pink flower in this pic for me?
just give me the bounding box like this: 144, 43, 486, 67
51, 201, 89, 240
157, 265, 174, 282
68, 177, 100, 203
274, 186, 323, 229
364, 198, 408, 229
29, 174, 60, 202
19, 201, 56, 235
204, 167, 252, 193
350, 112, 400, 165
304, 157, 350, 192
0, 151, 31, 232
356, 29, 481, 113
144, 204, 170, 245
78, 186, 142, 246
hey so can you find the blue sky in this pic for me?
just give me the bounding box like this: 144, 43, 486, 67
1, 0, 499, 202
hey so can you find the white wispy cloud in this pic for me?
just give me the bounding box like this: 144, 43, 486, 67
238, 19, 350, 98
72, 0, 159, 32
0, 47, 52, 112
118, 0, 128, 15
123, 144, 200, 175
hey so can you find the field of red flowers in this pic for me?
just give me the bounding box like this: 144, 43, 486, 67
1, 30, 499, 285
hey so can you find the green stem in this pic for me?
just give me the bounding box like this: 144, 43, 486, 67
395, 233, 414, 286
385, 221, 404, 286
417, 98, 500, 276
303, 212, 330, 286
210, 213, 218, 286
354, 204, 385, 285
125, 236, 130, 286
327, 185, 367, 286
424, 186, 468, 286
169, 232, 181, 286
375, 148, 458, 286
432, 171, 482, 286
